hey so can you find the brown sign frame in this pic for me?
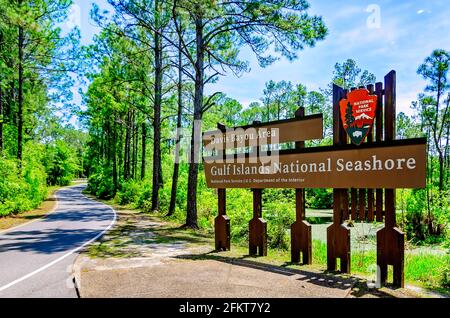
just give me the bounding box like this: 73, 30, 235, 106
204, 139, 426, 189
203, 70, 422, 288
203, 114, 323, 150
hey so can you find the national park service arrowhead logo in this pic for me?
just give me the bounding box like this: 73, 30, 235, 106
339, 89, 377, 145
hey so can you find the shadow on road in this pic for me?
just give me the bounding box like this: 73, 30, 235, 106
0, 184, 114, 255
0, 228, 102, 254
175, 252, 397, 298
41, 208, 113, 223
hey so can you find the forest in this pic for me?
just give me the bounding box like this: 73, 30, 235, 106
0, 0, 448, 279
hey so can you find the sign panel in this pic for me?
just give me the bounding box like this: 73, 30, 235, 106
204, 140, 426, 189
339, 89, 377, 145
203, 115, 323, 151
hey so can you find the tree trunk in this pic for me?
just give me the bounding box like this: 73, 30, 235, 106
159, 158, 163, 186
141, 121, 146, 180
434, 75, 442, 191
151, 0, 163, 211
98, 130, 103, 164
131, 113, 135, 179
17, 22, 24, 164
438, 152, 444, 192
0, 80, 3, 154
445, 122, 449, 187
277, 101, 280, 120
112, 114, 118, 193
6, 81, 14, 125
185, 16, 204, 229
132, 113, 138, 179
124, 110, 131, 180
168, 35, 183, 216
168, 152, 180, 215
426, 130, 433, 235
118, 115, 124, 179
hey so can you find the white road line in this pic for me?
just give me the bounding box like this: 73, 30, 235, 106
0, 189, 117, 293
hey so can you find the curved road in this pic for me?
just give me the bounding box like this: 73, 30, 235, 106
0, 184, 116, 298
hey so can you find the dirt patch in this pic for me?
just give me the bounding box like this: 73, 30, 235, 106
84, 204, 213, 259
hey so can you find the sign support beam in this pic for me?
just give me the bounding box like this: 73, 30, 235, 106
249, 188, 267, 256
327, 84, 351, 273
291, 107, 312, 264
214, 123, 230, 251
377, 70, 405, 288
249, 121, 267, 256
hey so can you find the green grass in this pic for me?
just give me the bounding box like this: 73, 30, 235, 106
309, 241, 449, 293
211, 238, 449, 294
405, 252, 449, 289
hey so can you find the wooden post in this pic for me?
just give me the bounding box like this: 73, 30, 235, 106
291, 107, 312, 264
358, 189, 366, 221
367, 84, 375, 222
249, 188, 267, 256
376, 71, 405, 288
215, 188, 230, 251
249, 121, 267, 256
327, 84, 351, 273
356, 86, 367, 223
351, 188, 357, 220
375, 82, 384, 222
214, 123, 230, 251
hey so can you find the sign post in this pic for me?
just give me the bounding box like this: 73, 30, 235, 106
203, 114, 324, 257
327, 83, 351, 273
215, 123, 230, 251
248, 121, 267, 256
376, 71, 405, 287
291, 107, 312, 264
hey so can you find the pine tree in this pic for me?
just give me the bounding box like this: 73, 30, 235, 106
345, 102, 354, 127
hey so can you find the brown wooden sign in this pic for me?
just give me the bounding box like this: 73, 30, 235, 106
204, 139, 426, 189
203, 114, 323, 151
205, 70, 425, 288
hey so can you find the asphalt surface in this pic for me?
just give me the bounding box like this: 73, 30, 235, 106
0, 184, 116, 298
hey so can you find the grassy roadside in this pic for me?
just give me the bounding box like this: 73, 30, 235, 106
84, 194, 449, 297
0, 181, 81, 231
217, 241, 449, 297
83, 195, 214, 259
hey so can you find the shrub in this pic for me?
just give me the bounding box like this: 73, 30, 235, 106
44, 141, 79, 186
87, 165, 115, 199
265, 200, 294, 250
306, 188, 333, 209
0, 158, 25, 215
116, 180, 143, 205
23, 153, 47, 207
225, 189, 253, 243
0, 143, 48, 216
404, 188, 449, 244
136, 183, 152, 209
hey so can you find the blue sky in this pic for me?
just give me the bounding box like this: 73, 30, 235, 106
69, 0, 450, 116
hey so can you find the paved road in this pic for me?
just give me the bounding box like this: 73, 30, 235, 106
0, 184, 116, 298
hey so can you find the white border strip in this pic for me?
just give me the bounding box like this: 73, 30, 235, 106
0, 188, 117, 293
